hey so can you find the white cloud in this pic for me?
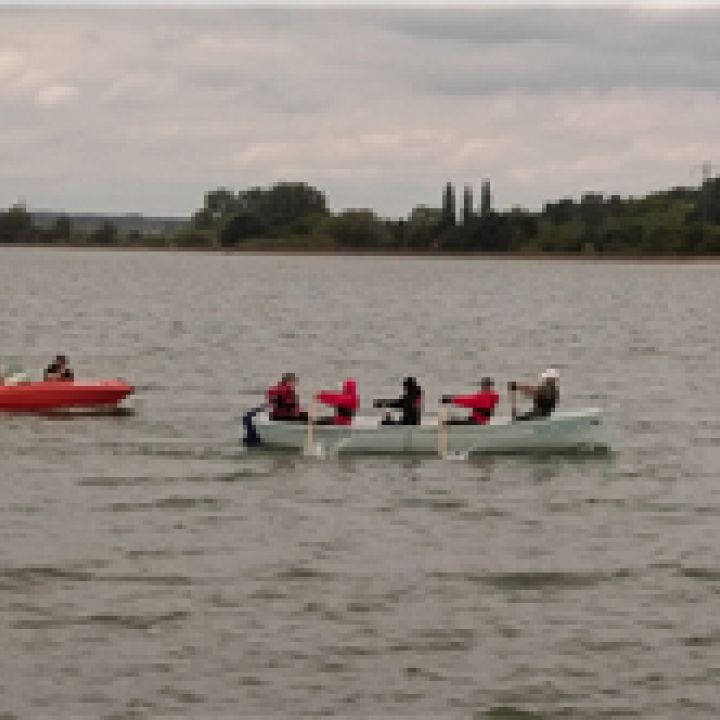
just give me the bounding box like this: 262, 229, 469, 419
35, 84, 79, 107
0, 48, 24, 78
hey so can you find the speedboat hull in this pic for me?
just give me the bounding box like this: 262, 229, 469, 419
245, 408, 609, 454
0, 380, 134, 413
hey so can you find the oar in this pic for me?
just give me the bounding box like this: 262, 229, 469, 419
305, 399, 315, 453
437, 405, 448, 458
304, 399, 323, 458
438, 404, 475, 462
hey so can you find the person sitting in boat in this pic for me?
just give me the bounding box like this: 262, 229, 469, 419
373, 376, 423, 425
509, 368, 559, 421
266, 372, 307, 422
44, 354, 74, 382
315, 378, 359, 426
441, 377, 499, 424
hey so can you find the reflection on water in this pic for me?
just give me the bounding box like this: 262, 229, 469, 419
0, 249, 719, 718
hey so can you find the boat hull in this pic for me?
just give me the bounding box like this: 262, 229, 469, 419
0, 380, 134, 412
246, 408, 609, 454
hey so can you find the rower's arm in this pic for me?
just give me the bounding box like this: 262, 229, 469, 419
512, 383, 538, 398
448, 394, 474, 409
374, 397, 402, 409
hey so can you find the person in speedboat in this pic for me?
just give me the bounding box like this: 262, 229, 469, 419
44, 354, 74, 381
508, 368, 560, 421
441, 377, 499, 424
314, 378, 359, 426
266, 372, 308, 422
373, 376, 423, 425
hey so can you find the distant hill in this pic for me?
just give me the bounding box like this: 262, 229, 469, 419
31, 211, 188, 236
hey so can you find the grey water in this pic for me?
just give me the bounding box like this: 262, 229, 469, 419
0, 247, 718, 719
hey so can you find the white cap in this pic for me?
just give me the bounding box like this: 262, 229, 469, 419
540, 368, 560, 381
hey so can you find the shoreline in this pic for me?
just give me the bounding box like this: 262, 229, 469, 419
2, 243, 719, 263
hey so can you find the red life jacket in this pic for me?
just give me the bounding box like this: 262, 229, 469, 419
450, 390, 499, 424
267, 381, 300, 419
315, 379, 359, 426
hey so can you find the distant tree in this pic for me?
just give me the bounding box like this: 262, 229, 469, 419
90, 221, 118, 245
384, 219, 406, 249
543, 198, 575, 225
406, 206, 443, 250
579, 192, 605, 228
191, 207, 214, 230
442, 182, 456, 227
696, 177, 720, 225
607, 194, 624, 215
47, 215, 72, 243
126, 229, 144, 245
435, 224, 467, 251
258, 182, 328, 227
480, 179, 492, 217
462, 184, 474, 224
508, 207, 539, 242
699, 226, 720, 254
219, 210, 267, 246
204, 188, 239, 224
478, 211, 512, 252
330, 209, 391, 248
0, 204, 35, 243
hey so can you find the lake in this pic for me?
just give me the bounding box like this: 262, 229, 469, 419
1, 248, 718, 718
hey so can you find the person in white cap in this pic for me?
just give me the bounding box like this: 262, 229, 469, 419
507, 368, 560, 421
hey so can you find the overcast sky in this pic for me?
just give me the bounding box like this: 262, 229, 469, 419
2, 4, 720, 217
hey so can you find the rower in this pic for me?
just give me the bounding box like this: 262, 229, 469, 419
315, 379, 359, 426
441, 377, 499, 424
509, 368, 560, 421
373, 376, 423, 425
266, 372, 307, 421
44, 354, 74, 382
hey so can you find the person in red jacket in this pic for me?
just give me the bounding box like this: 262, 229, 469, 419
441, 377, 499, 424
315, 378, 359, 426
267, 372, 307, 421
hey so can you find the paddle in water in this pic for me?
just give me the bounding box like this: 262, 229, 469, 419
304, 399, 324, 458
437, 405, 449, 458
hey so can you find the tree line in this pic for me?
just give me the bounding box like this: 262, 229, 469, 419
2, 177, 720, 254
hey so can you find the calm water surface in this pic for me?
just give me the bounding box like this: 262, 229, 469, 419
1, 248, 718, 718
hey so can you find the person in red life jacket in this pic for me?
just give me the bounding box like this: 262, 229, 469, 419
266, 372, 307, 422
441, 377, 499, 424
314, 378, 359, 426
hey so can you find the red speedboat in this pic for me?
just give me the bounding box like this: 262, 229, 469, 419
0, 380, 134, 412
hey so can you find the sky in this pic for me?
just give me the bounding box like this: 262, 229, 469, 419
2, 3, 720, 217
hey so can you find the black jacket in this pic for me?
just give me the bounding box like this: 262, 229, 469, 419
375, 379, 423, 425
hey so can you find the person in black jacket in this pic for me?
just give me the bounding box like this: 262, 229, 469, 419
508, 368, 559, 421
373, 376, 423, 425
44, 354, 74, 381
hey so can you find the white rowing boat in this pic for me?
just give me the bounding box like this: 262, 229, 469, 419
243, 408, 609, 455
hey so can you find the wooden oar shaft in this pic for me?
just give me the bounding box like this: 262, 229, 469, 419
438, 405, 448, 457
305, 400, 316, 454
